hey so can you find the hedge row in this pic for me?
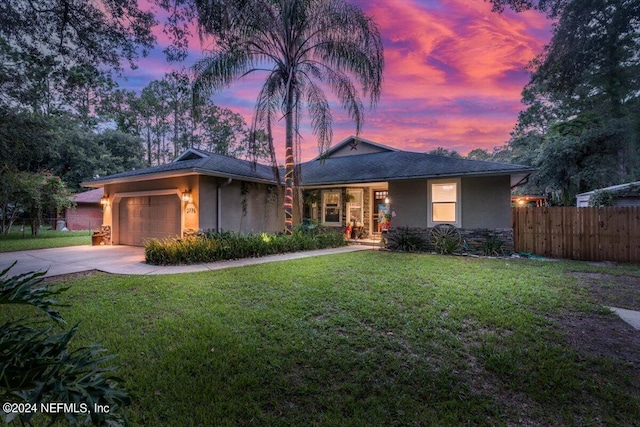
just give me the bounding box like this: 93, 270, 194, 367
145, 230, 346, 265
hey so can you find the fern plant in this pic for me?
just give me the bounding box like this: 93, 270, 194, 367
0, 263, 130, 426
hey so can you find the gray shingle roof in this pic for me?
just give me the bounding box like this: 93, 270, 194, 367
300, 151, 534, 185
84, 148, 533, 187
84, 153, 278, 186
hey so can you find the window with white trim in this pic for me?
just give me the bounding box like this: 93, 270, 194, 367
428, 179, 461, 227
322, 190, 342, 225
347, 189, 363, 226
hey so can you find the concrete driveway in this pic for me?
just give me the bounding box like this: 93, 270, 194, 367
0, 245, 148, 278
0, 244, 371, 278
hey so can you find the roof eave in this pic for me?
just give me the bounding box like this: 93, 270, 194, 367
301, 168, 536, 187
82, 168, 279, 188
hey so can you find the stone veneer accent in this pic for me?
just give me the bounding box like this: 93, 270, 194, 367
183, 228, 203, 239
100, 225, 111, 245
385, 227, 514, 253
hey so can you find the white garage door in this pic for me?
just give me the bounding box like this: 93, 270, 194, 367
119, 195, 181, 246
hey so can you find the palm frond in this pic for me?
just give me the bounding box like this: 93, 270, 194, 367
306, 63, 364, 135
302, 78, 333, 155
192, 50, 253, 103
191, 0, 384, 234
250, 71, 284, 181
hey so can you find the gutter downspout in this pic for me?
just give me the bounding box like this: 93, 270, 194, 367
217, 178, 232, 232
511, 173, 531, 190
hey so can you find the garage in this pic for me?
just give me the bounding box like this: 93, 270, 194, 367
118, 195, 181, 246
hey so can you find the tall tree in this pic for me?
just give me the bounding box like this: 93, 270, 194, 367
197, 105, 250, 156
466, 148, 491, 161
427, 147, 462, 158
495, 0, 640, 204
164, 70, 192, 157
0, 109, 145, 190
192, 0, 384, 233
99, 89, 142, 135
0, 0, 156, 113
486, 0, 567, 17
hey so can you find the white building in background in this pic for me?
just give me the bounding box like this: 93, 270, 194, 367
576, 181, 640, 207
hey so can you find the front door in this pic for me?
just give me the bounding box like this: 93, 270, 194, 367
372, 190, 389, 233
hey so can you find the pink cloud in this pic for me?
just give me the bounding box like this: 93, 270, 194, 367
120, 0, 552, 163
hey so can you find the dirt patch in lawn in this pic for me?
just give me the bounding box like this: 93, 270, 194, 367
43, 269, 101, 284
562, 272, 640, 372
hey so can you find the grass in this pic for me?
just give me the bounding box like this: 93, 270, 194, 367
3, 252, 640, 426
0, 228, 92, 252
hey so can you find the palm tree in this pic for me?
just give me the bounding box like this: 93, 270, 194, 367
192, 0, 384, 234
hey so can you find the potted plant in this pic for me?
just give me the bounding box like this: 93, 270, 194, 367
91, 229, 104, 246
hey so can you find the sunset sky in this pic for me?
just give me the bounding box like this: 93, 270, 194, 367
120, 0, 553, 161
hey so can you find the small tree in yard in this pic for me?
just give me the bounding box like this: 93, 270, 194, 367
0, 169, 74, 236
0, 263, 130, 426
0, 169, 25, 234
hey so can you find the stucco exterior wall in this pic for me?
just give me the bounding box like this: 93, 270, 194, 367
461, 175, 511, 229
386, 175, 514, 252
198, 176, 219, 231
388, 180, 428, 228
219, 181, 281, 233
389, 175, 511, 229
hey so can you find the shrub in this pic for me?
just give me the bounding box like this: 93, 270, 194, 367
480, 235, 505, 257
429, 225, 462, 255
0, 263, 130, 426
145, 229, 346, 265
386, 227, 428, 252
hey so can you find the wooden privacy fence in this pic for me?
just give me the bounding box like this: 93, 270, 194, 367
512, 207, 640, 263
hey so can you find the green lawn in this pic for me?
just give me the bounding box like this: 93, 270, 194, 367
5, 252, 640, 426
0, 229, 92, 252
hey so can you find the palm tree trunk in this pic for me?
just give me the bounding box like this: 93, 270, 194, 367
284, 85, 295, 235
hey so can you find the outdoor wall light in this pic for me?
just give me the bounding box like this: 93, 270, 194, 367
384, 196, 390, 204
181, 190, 192, 203
100, 195, 110, 206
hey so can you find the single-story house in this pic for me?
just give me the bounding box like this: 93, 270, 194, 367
576, 181, 640, 207
82, 136, 534, 249
65, 188, 104, 230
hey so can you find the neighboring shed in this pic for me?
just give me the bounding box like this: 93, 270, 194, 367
65, 188, 104, 230
576, 181, 640, 207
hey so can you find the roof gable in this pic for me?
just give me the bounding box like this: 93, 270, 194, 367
174, 148, 212, 162
313, 136, 398, 160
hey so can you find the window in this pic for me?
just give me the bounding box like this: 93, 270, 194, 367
347, 189, 363, 226
429, 179, 461, 227
322, 190, 341, 225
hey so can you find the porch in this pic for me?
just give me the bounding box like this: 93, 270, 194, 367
302, 185, 391, 239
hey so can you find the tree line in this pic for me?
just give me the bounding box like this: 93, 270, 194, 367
434, 0, 639, 206
0, 1, 268, 235
487, 0, 640, 205
1, 0, 638, 230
